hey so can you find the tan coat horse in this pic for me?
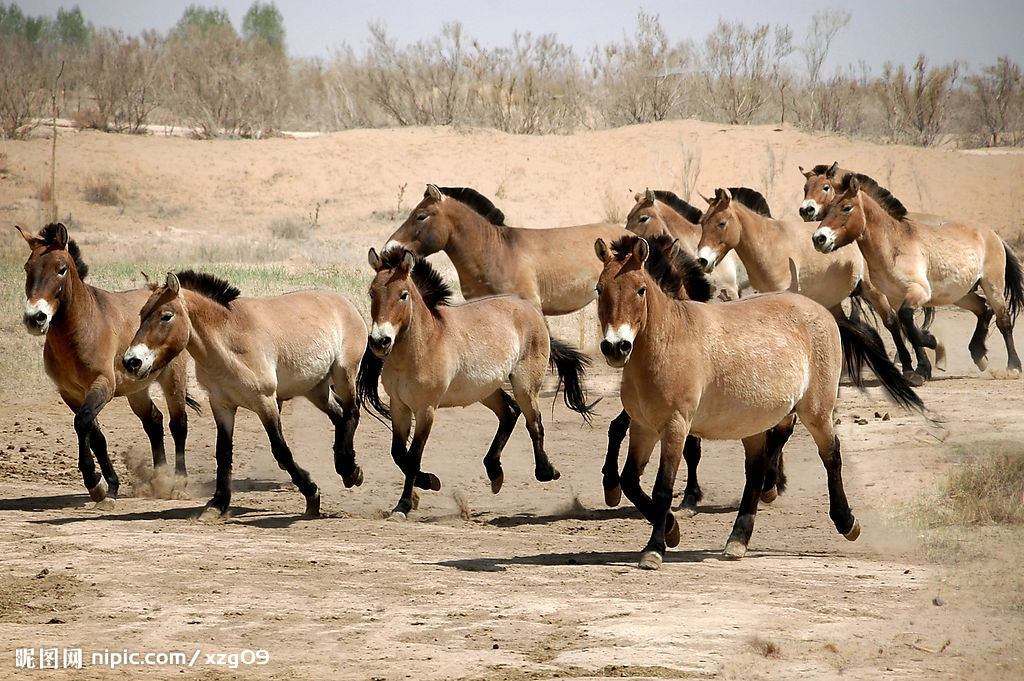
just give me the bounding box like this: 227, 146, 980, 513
17, 223, 198, 502
799, 162, 945, 225
123, 271, 368, 517
358, 247, 593, 518
594, 235, 922, 569
383, 184, 627, 315
814, 174, 1023, 378
624, 188, 748, 300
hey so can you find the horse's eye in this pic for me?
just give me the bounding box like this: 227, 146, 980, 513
637, 286, 647, 297
842, 204, 854, 213
416, 213, 428, 222
639, 215, 649, 223
57, 264, 67, 276
399, 290, 409, 301
718, 221, 727, 229
595, 286, 602, 296
823, 185, 830, 192
161, 311, 174, 322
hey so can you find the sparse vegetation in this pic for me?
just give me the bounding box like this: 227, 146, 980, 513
82, 174, 121, 206
932, 445, 1024, 526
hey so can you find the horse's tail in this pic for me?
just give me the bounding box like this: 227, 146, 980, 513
921, 306, 935, 332
1002, 239, 1024, 322
549, 336, 597, 423
837, 318, 924, 412
185, 392, 202, 415
356, 345, 391, 421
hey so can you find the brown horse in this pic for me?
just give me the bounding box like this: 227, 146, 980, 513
17, 223, 198, 502
358, 247, 594, 519
383, 184, 627, 315
814, 174, 1024, 378
624, 188, 748, 300
594, 234, 922, 569
123, 271, 368, 517
799, 162, 945, 225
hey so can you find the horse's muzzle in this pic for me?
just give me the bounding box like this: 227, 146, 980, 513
799, 204, 818, 221
22, 311, 49, 335
600, 339, 632, 368
811, 229, 835, 253
368, 334, 393, 358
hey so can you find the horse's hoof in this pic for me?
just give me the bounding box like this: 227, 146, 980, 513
304, 491, 321, 518
665, 513, 680, 549
760, 486, 778, 504
199, 506, 223, 522
490, 471, 504, 494
676, 503, 697, 518
638, 550, 663, 570
844, 519, 861, 541
536, 466, 560, 483
604, 484, 621, 507
343, 466, 364, 488
427, 474, 441, 492
172, 475, 189, 498
975, 355, 989, 372
387, 510, 408, 522
723, 539, 747, 560
906, 372, 925, 387
934, 342, 947, 371
277, 461, 286, 471
88, 478, 108, 502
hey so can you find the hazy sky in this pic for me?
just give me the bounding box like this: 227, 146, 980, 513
21, 0, 1024, 73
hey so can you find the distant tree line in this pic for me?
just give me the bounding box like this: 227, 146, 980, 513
1, 3, 1021, 147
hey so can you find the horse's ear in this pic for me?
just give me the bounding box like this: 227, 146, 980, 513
15, 225, 39, 249
633, 191, 643, 202
698, 191, 713, 205
714, 188, 731, 205
368, 247, 381, 271
826, 161, 839, 179
426, 184, 444, 202
632, 238, 650, 265
594, 238, 610, 263
53, 223, 69, 250
400, 250, 416, 273
165, 272, 181, 295
644, 188, 655, 203
799, 165, 812, 179
848, 175, 861, 193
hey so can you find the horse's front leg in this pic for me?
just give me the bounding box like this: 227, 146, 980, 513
127, 390, 167, 472
723, 432, 770, 560
860, 283, 916, 374
392, 406, 439, 519
637, 419, 688, 570
602, 409, 630, 507
898, 286, 939, 381
66, 381, 116, 501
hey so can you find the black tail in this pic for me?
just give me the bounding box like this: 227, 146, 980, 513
837, 319, 924, 412
921, 306, 935, 332
1003, 240, 1024, 322
549, 337, 596, 423
185, 392, 202, 414
356, 344, 390, 421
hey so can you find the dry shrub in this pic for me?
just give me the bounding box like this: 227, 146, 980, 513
0, 37, 48, 140
936, 446, 1024, 525
749, 635, 782, 659
83, 174, 121, 206
269, 218, 312, 240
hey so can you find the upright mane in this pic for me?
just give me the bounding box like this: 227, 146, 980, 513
436, 187, 507, 226
610, 234, 712, 303
652, 190, 703, 224
726, 187, 773, 218
845, 173, 908, 221
38, 223, 88, 279
175, 270, 241, 308
380, 248, 454, 314
808, 163, 840, 176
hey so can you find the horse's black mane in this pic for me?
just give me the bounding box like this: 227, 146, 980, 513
379, 248, 453, 314
38, 223, 88, 280
809, 163, 836, 176
175, 270, 241, 308
435, 187, 507, 226
841, 173, 908, 221
725, 187, 773, 218
610, 234, 712, 303
651, 190, 703, 224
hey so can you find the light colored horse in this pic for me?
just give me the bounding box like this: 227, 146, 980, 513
624, 188, 748, 300
358, 247, 594, 519
383, 184, 627, 315
594, 234, 922, 569
123, 271, 368, 517
798, 162, 945, 225
17, 223, 198, 502
814, 174, 1024, 378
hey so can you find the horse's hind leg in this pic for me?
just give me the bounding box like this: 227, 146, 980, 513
479, 389, 521, 494
762, 412, 797, 503
204, 402, 236, 517
978, 272, 1022, 373
603, 409, 630, 507
127, 391, 167, 471
308, 376, 362, 488
799, 406, 859, 542
255, 398, 321, 517
677, 435, 702, 517
955, 292, 993, 371
158, 363, 190, 483
723, 433, 769, 560
509, 378, 559, 483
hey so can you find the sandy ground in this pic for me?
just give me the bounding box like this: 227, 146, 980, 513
1, 122, 1023, 679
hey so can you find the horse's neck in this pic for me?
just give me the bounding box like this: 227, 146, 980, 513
180, 290, 232, 366
731, 208, 788, 290
47, 276, 103, 357
445, 208, 514, 297
633, 283, 691, 360
660, 206, 701, 250
390, 295, 442, 368
855, 197, 898, 269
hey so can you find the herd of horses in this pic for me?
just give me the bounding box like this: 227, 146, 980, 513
16, 162, 1023, 570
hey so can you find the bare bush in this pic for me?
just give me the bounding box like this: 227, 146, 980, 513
0, 37, 48, 139
966, 56, 1024, 147
83, 28, 163, 133
83, 174, 122, 205
877, 55, 960, 146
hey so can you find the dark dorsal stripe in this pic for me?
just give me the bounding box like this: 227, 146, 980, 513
435, 186, 507, 226
846, 173, 908, 221
652, 190, 703, 224
726, 187, 772, 218
379, 248, 453, 314
38, 222, 88, 280
610, 234, 712, 303
175, 270, 241, 308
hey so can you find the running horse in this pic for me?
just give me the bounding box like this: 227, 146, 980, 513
813, 174, 1024, 378
594, 234, 923, 569
358, 247, 594, 519
17, 223, 198, 502
123, 271, 368, 517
